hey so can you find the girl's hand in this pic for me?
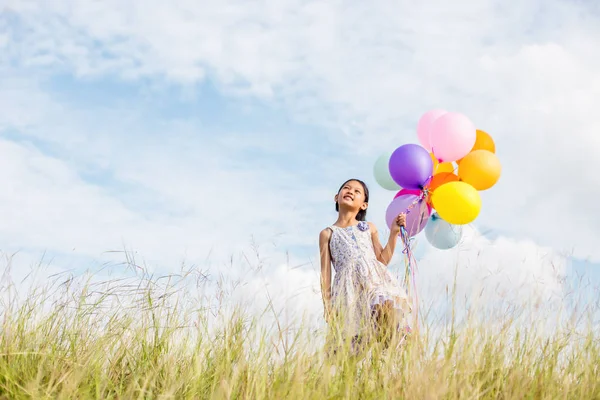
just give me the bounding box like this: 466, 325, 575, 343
391, 213, 406, 235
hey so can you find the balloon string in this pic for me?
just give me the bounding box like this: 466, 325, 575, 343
399, 188, 429, 332
400, 226, 419, 331
395, 182, 432, 331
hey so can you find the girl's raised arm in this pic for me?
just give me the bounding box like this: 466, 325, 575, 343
369, 221, 404, 266
319, 228, 333, 320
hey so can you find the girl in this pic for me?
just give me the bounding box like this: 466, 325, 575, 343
319, 179, 412, 351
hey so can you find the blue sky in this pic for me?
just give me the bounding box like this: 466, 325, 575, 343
1, 0, 600, 325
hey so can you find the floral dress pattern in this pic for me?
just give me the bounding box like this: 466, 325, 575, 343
329, 221, 412, 338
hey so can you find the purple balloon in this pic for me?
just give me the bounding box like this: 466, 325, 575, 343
388, 144, 434, 189
385, 194, 431, 237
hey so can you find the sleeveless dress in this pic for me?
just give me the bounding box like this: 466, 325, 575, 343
329, 221, 412, 338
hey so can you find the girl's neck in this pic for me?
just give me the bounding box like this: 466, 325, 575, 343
334, 210, 361, 228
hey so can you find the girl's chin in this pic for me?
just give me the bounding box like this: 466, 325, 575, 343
338, 202, 358, 210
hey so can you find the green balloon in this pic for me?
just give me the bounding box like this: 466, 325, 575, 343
373, 152, 401, 191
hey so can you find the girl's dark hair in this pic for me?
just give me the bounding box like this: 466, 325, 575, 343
335, 179, 370, 221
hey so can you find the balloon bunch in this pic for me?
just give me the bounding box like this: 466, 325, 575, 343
373, 109, 501, 250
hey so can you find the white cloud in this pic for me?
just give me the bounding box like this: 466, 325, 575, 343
3, 0, 599, 261
0, 134, 310, 268
0, 75, 358, 269
0, 138, 145, 255
417, 226, 567, 312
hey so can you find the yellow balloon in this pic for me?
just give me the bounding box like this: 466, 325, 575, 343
458, 150, 501, 191
436, 162, 455, 174
431, 181, 481, 225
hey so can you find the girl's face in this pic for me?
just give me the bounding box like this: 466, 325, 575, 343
336, 180, 368, 211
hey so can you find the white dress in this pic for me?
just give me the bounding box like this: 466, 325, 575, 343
329, 221, 412, 338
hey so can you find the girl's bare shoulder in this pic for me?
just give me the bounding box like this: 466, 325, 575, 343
319, 227, 333, 240
367, 221, 378, 233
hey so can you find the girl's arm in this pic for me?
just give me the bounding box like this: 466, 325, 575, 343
319, 228, 333, 320
369, 222, 405, 266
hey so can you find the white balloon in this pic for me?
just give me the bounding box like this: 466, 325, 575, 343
425, 213, 463, 250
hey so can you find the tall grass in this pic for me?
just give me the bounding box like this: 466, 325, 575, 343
0, 253, 598, 399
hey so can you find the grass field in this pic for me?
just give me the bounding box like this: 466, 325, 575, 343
0, 255, 599, 399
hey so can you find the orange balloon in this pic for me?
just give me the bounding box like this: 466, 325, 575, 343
458, 149, 501, 190
474, 129, 496, 153
428, 172, 459, 193
436, 162, 455, 174
457, 129, 496, 164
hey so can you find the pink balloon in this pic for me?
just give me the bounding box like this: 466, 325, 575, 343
394, 189, 433, 213
394, 188, 421, 199
417, 109, 447, 151
430, 113, 477, 162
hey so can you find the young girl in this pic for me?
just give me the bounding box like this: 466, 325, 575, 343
319, 179, 412, 350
